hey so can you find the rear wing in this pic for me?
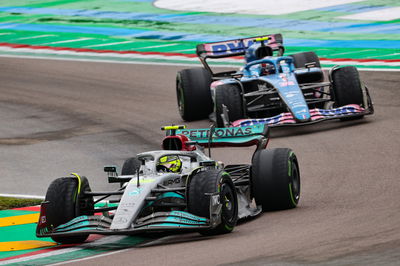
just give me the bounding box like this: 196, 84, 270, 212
176, 124, 269, 149
196, 33, 284, 59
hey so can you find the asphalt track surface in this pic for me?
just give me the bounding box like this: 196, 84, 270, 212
0, 57, 399, 265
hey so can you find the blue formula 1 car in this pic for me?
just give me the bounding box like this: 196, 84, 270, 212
176, 34, 374, 127
36, 125, 300, 244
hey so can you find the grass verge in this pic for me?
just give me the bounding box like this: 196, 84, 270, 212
0, 197, 42, 210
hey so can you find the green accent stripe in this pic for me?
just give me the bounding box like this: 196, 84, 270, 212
288, 151, 294, 176
288, 183, 297, 207
0, 223, 53, 259
0, 210, 38, 218
0, 202, 146, 263
8, 236, 149, 265
224, 224, 234, 231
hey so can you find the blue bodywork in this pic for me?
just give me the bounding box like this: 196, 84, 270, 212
208, 40, 373, 127
189, 34, 373, 127
218, 55, 320, 122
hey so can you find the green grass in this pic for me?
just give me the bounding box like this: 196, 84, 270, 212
0, 197, 42, 210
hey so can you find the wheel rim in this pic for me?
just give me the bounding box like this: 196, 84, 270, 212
220, 183, 236, 224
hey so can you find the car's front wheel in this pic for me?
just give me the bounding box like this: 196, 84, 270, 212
188, 169, 238, 235
214, 84, 244, 127
45, 176, 94, 243
331, 66, 364, 120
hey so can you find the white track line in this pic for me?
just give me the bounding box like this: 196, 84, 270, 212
1, 45, 399, 67
135, 43, 180, 50
16, 34, 55, 40
367, 53, 400, 59
173, 48, 196, 52
0, 236, 128, 265
48, 248, 130, 266
329, 49, 375, 56
0, 52, 399, 72
0, 53, 203, 67
322, 59, 400, 66
0, 193, 44, 199
47, 235, 177, 265
42, 38, 93, 45
85, 40, 136, 48
0, 247, 82, 265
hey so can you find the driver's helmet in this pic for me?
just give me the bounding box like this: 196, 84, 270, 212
156, 155, 182, 173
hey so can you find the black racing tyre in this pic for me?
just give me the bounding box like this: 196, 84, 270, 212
290, 51, 321, 68
188, 169, 238, 235
251, 148, 300, 211
45, 176, 94, 244
290, 52, 323, 84
176, 67, 213, 121
121, 157, 141, 175
215, 84, 244, 127
332, 66, 363, 106
331, 66, 364, 120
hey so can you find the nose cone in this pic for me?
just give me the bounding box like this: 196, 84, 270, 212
274, 73, 311, 122
292, 106, 311, 122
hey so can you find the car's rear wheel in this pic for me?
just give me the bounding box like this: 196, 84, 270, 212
290, 51, 321, 68
121, 157, 141, 175
176, 68, 213, 121
331, 66, 364, 120
290, 51, 324, 107
215, 84, 244, 127
45, 176, 94, 244
188, 169, 238, 235
290, 52, 324, 83
251, 148, 300, 211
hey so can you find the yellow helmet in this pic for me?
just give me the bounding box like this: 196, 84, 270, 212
156, 155, 182, 173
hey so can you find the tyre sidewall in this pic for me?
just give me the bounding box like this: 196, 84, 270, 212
251, 148, 300, 211
45, 177, 93, 243
214, 84, 243, 127
332, 66, 363, 107
290, 51, 321, 68
188, 169, 238, 234
45, 177, 78, 228
176, 68, 213, 121
121, 157, 141, 175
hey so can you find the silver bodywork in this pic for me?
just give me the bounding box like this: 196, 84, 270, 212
37, 147, 260, 238
110, 149, 258, 230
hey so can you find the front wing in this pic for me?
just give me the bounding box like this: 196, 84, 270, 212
232, 104, 373, 127
37, 191, 223, 238
37, 209, 213, 238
